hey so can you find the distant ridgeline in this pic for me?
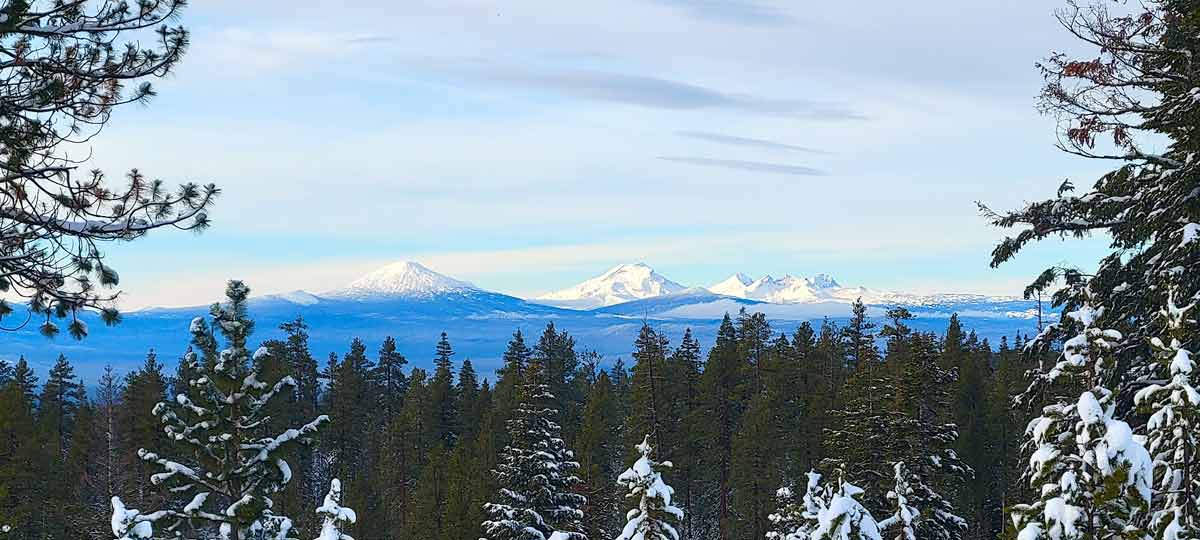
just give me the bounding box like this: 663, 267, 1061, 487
3, 261, 1052, 381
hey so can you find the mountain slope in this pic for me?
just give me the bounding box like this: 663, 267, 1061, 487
535, 263, 687, 309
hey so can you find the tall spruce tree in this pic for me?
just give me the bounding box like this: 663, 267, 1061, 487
123, 281, 329, 540
481, 353, 586, 540
615, 436, 683, 540
698, 315, 743, 540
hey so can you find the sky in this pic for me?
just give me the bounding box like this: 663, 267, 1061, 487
82, 0, 1115, 309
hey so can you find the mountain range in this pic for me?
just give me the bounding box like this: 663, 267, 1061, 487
5, 261, 1052, 382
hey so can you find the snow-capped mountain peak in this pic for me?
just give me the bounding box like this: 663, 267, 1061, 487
808, 273, 840, 289
709, 273, 756, 296
331, 261, 477, 298
534, 262, 687, 309
705, 272, 846, 304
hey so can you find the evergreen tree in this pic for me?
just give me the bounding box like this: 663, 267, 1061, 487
1010, 304, 1153, 540
9, 359, 36, 405
481, 354, 586, 540
731, 392, 781, 540
616, 435, 683, 540
842, 298, 879, 371
428, 332, 459, 446
1134, 296, 1200, 538
697, 315, 744, 540
38, 354, 83, 456
576, 371, 622, 540
666, 329, 704, 540
0, 378, 38, 540
315, 480, 357, 540
126, 281, 329, 540
891, 333, 969, 540
628, 324, 670, 454
323, 339, 375, 491
120, 351, 170, 511
374, 336, 408, 427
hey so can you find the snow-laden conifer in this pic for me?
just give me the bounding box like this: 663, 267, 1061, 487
810, 474, 882, 540
123, 281, 329, 540
616, 435, 683, 540
768, 471, 830, 540
877, 463, 917, 540
110, 497, 154, 540
1011, 302, 1153, 540
1135, 294, 1200, 539
315, 479, 357, 540
481, 354, 587, 540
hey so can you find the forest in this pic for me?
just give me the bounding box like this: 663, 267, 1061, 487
0, 291, 1044, 540
2, 0, 1200, 540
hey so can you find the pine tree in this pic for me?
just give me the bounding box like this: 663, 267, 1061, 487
0, 377, 39, 539
429, 332, 458, 446
809, 473, 882, 540
628, 324, 670, 454
981, 0, 1200, 386
37, 355, 86, 540
616, 435, 683, 540
120, 351, 169, 511
374, 336, 408, 428
533, 323, 583, 442
0, 0, 217, 334
666, 329, 704, 540
316, 479, 357, 540
1010, 303, 1154, 540
698, 315, 744, 540
1134, 295, 1200, 538
9, 359, 36, 405
891, 333, 969, 540
731, 391, 781, 540
878, 463, 918, 540
576, 371, 622, 540
323, 339, 375, 490
123, 280, 329, 540
481, 354, 586, 540
768, 470, 829, 540
842, 298, 880, 371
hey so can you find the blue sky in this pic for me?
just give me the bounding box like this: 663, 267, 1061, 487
84, 0, 1113, 308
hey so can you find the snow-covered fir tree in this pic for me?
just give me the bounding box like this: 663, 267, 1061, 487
1010, 303, 1154, 540
315, 479, 356, 540
877, 463, 917, 540
768, 471, 829, 540
1135, 294, 1200, 539
615, 435, 683, 540
810, 473, 882, 540
114, 281, 329, 540
481, 354, 587, 540
109, 498, 153, 540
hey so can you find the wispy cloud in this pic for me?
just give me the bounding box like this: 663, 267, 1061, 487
675, 130, 830, 154
467, 66, 862, 119
652, 0, 797, 26
657, 156, 826, 176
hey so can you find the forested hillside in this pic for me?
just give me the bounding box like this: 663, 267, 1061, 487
0, 291, 1044, 540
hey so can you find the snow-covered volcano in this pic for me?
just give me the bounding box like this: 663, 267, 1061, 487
707, 273, 844, 303
535, 263, 687, 309
327, 261, 478, 298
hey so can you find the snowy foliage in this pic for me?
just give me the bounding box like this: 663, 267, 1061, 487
316, 479, 357, 540
1135, 294, 1200, 539
1011, 303, 1153, 540
810, 477, 882, 540
124, 281, 329, 540
615, 435, 683, 540
482, 355, 587, 540
878, 463, 918, 540
769, 471, 830, 540
110, 497, 154, 540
